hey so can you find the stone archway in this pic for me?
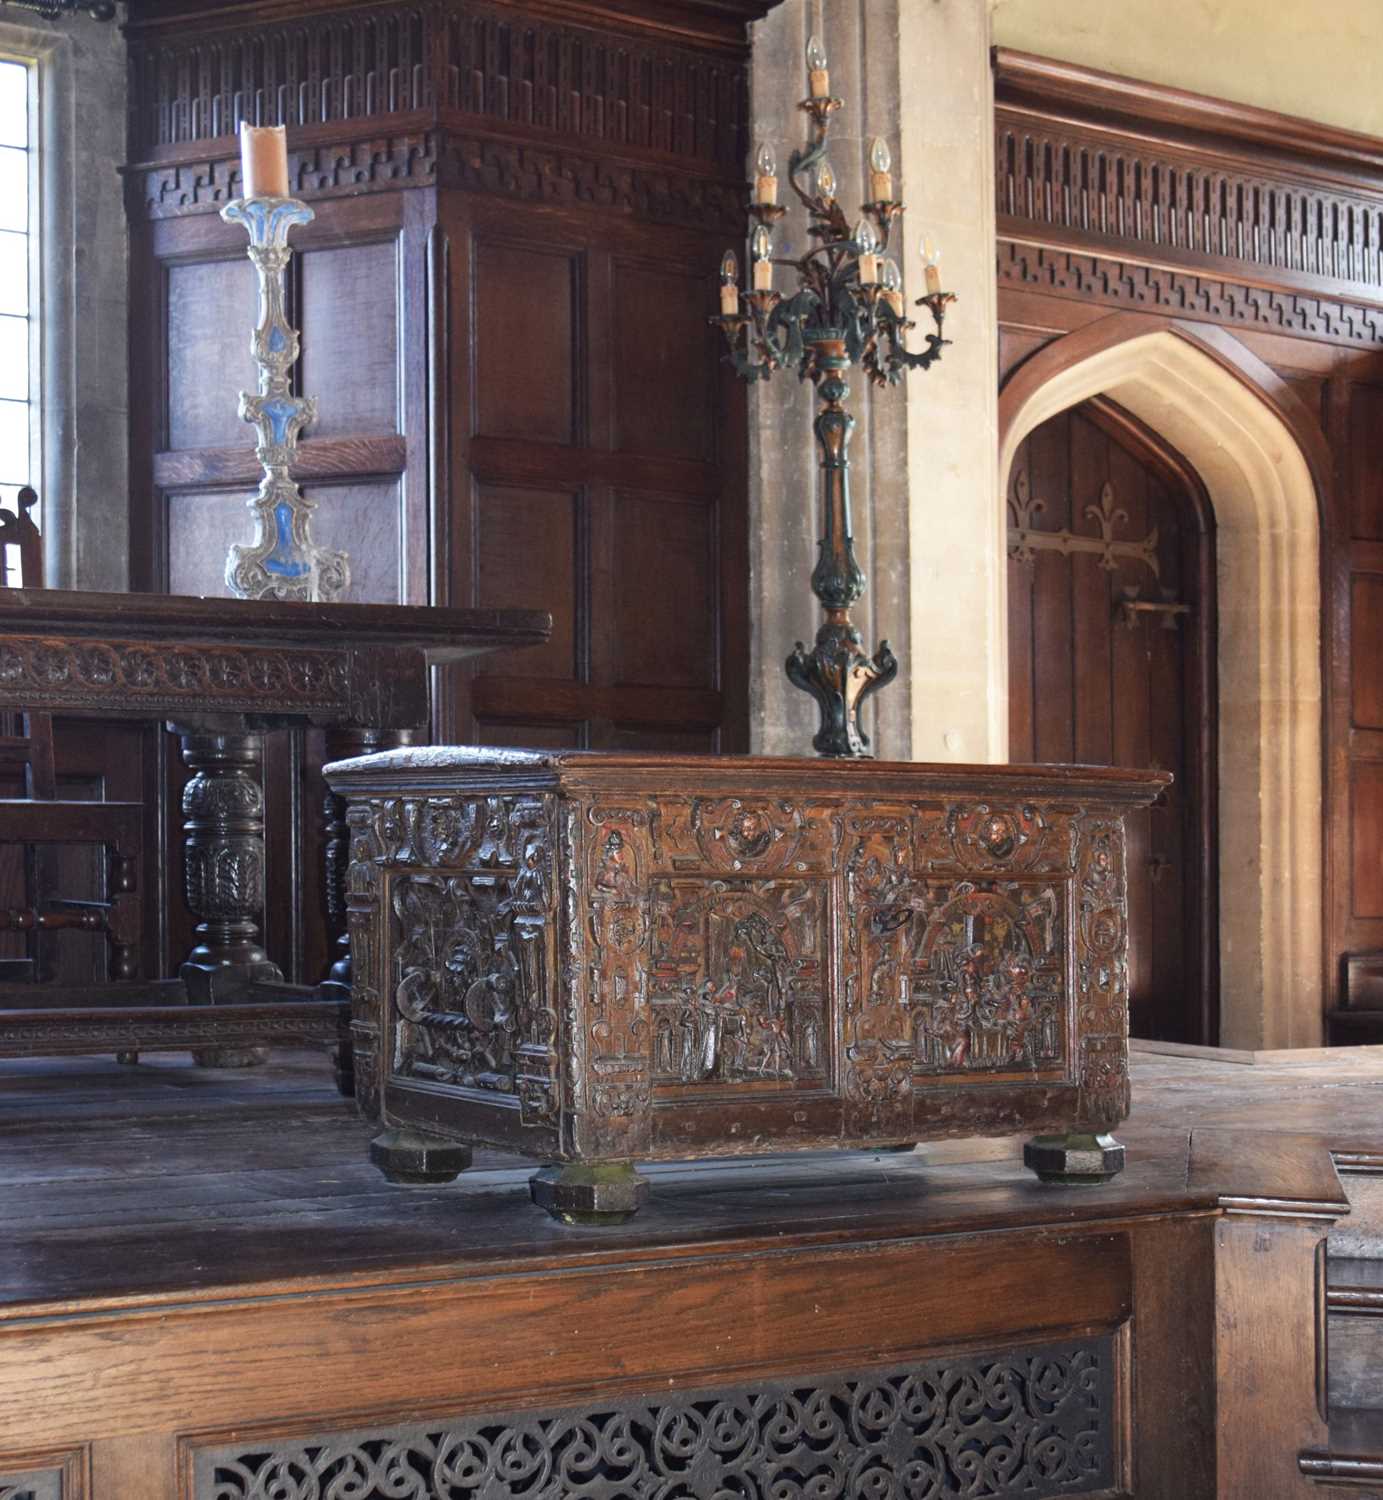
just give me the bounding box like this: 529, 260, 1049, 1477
999, 316, 1326, 1050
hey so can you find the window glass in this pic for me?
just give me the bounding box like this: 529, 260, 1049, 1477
0, 59, 33, 501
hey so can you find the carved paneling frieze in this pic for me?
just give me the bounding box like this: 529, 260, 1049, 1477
130, 134, 439, 221
997, 108, 1383, 292
998, 237, 1383, 349
129, 3, 746, 171
189, 1336, 1118, 1499
131, 132, 748, 234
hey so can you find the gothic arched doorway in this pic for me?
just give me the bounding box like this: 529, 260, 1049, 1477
998, 318, 1324, 1051
1007, 397, 1217, 1044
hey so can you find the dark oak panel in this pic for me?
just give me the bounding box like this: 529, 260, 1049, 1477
299, 241, 402, 439
473, 481, 581, 681
1352, 762, 1383, 920
613, 260, 716, 463
472, 238, 580, 446
165, 258, 256, 451
1353, 386, 1383, 543
613, 490, 714, 690
1353, 573, 1383, 729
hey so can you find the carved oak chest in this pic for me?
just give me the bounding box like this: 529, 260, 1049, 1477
324, 749, 1167, 1221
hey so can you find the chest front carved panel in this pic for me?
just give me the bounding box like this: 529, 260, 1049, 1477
649, 877, 828, 1088
327, 751, 1163, 1164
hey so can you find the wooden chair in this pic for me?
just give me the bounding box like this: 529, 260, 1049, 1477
0, 488, 141, 988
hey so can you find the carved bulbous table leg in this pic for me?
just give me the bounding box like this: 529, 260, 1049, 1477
1024, 1132, 1126, 1185
530, 1163, 650, 1225
369, 1128, 473, 1186
175, 728, 282, 1067
322, 727, 417, 1100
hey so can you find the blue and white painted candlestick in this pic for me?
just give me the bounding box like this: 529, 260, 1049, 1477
219, 195, 350, 602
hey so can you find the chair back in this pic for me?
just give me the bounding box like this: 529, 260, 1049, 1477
0, 488, 43, 589
0, 489, 52, 795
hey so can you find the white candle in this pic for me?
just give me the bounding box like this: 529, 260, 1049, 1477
239, 122, 289, 198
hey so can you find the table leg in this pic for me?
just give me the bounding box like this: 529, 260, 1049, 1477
321, 727, 416, 1102
175, 728, 283, 1067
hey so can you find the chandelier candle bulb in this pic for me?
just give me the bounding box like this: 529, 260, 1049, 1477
923, 236, 943, 294
806, 33, 830, 99
238, 122, 289, 198
883, 258, 904, 315
751, 226, 774, 291
719, 249, 740, 315
854, 220, 879, 285
754, 142, 778, 205
815, 157, 837, 202
868, 138, 893, 202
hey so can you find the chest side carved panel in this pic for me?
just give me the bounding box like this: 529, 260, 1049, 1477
354, 794, 560, 1132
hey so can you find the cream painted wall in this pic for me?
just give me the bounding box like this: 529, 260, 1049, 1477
990, 0, 1383, 139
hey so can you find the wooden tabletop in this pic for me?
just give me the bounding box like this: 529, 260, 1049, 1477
0, 587, 552, 661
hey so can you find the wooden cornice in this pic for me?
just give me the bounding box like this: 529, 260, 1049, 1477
994, 47, 1383, 190
124, 0, 779, 50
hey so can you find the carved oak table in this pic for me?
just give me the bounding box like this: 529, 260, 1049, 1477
324, 747, 1168, 1221
0, 589, 549, 1063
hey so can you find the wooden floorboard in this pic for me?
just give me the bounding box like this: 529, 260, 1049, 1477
0, 1047, 1378, 1314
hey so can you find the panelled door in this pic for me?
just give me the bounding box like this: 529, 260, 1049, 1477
1007, 398, 1218, 1044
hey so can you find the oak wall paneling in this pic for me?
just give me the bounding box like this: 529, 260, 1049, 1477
994, 48, 1383, 1029
125, 0, 760, 982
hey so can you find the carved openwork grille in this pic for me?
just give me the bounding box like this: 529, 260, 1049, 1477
192, 1338, 1117, 1499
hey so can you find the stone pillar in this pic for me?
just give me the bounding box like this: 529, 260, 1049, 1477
898, 0, 1004, 763
747, 0, 1002, 764
748, 0, 910, 761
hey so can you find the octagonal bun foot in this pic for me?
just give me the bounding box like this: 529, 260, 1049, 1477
370, 1127, 472, 1186
1024, 1132, 1125, 1185
530, 1162, 649, 1225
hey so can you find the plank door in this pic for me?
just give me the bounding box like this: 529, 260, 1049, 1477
1008, 398, 1218, 1044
